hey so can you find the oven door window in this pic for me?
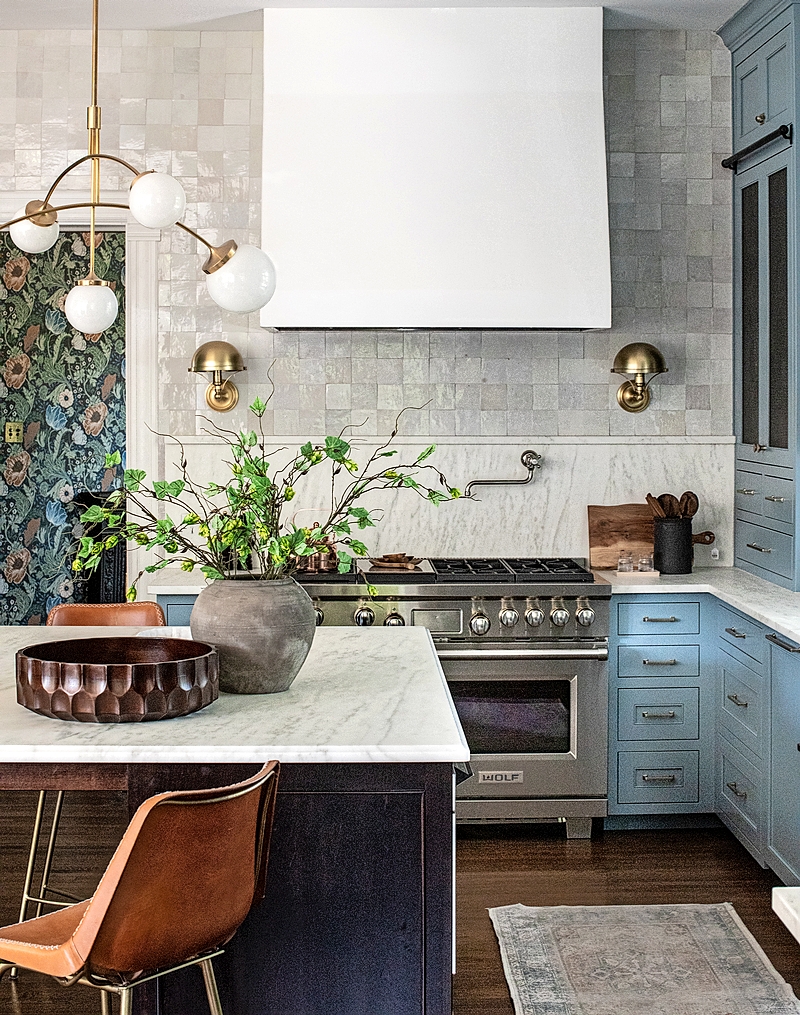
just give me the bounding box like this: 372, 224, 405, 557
448, 680, 570, 754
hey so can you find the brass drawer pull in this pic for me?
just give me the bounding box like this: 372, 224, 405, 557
766, 633, 800, 653
755, 113, 766, 124
737, 488, 757, 495
725, 627, 746, 639
726, 781, 747, 799
641, 711, 676, 719
765, 495, 786, 503
746, 542, 772, 553
642, 616, 678, 623
643, 659, 678, 666
641, 774, 677, 783
727, 693, 749, 707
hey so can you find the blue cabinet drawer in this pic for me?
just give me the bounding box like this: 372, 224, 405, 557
718, 733, 763, 839
617, 751, 700, 805
719, 650, 766, 758
736, 520, 794, 579
716, 603, 766, 668
736, 468, 762, 517
617, 644, 700, 678
157, 595, 197, 627
762, 472, 794, 527
617, 687, 699, 741
617, 602, 700, 636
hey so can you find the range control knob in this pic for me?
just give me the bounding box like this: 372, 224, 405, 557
550, 606, 570, 627
525, 607, 545, 627
576, 607, 595, 627
314, 607, 324, 627
469, 613, 491, 636
499, 608, 519, 628
354, 606, 375, 627
384, 613, 405, 626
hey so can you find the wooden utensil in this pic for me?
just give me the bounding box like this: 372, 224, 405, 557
679, 491, 699, 519
692, 530, 715, 545
658, 493, 681, 517
646, 493, 666, 518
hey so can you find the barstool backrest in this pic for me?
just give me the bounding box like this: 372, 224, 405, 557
47, 602, 166, 627
72, 763, 279, 977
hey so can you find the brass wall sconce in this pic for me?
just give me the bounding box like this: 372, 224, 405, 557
611, 342, 668, 413
189, 341, 246, 412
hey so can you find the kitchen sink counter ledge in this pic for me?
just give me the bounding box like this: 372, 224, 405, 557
600, 566, 800, 645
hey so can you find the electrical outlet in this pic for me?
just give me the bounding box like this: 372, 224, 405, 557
4, 421, 23, 444
710, 547, 720, 560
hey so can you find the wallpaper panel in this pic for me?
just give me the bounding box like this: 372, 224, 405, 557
0, 231, 126, 625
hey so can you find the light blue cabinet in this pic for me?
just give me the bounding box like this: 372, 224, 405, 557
720, 1, 800, 589
766, 629, 800, 883
156, 594, 197, 626
608, 594, 715, 815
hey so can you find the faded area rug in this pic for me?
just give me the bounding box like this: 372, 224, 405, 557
489, 902, 800, 1015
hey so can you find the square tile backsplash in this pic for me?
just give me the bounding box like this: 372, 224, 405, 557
2, 26, 733, 438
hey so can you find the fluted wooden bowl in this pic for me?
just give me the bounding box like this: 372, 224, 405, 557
16, 637, 219, 723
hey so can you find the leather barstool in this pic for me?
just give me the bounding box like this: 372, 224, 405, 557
0, 762, 279, 1015
11, 602, 167, 979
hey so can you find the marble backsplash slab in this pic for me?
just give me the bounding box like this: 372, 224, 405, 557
168, 437, 734, 565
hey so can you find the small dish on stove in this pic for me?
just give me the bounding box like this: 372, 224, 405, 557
368, 556, 423, 569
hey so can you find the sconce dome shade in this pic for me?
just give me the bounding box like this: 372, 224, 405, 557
611, 342, 668, 377
205, 244, 276, 314
189, 341, 245, 374
9, 207, 59, 254
129, 172, 187, 229
64, 283, 119, 334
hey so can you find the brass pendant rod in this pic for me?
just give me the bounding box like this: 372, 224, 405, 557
175, 221, 217, 254
0, 202, 129, 232
41, 154, 142, 209
91, 0, 100, 110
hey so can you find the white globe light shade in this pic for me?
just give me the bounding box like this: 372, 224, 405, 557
9, 207, 59, 254
206, 245, 276, 313
64, 284, 119, 334
129, 172, 187, 229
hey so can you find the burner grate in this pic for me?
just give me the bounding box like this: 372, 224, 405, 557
428, 558, 514, 582
503, 558, 595, 583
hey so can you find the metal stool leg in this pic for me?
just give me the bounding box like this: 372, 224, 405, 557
10, 790, 48, 980
119, 987, 133, 1015
100, 990, 113, 1015
200, 958, 225, 1015
35, 790, 65, 917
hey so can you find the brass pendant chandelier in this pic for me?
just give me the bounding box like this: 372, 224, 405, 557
0, 0, 276, 334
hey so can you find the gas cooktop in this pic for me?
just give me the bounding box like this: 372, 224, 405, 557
297, 556, 597, 586
427, 557, 596, 583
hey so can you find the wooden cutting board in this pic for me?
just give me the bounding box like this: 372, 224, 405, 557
587, 503, 654, 569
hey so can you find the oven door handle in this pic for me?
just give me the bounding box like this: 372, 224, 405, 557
436, 647, 609, 660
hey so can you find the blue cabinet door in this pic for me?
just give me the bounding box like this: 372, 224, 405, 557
768, 632, 800, 884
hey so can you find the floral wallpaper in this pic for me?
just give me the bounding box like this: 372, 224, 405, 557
0, 231, 126, 625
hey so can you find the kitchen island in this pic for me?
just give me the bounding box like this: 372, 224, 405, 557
0, 625, 467, 1015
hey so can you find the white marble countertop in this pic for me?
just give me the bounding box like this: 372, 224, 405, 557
0, 626, 469, 765
598, 567, 800, 645
773, 888, 800, 946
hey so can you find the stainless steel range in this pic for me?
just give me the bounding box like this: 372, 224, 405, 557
299, 557, 611, 839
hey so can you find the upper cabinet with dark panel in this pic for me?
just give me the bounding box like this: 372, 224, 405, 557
720, 0, 800, 590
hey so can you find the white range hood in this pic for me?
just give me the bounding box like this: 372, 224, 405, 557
261, 7, 611, 330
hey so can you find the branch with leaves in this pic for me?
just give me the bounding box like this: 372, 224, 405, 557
73, 397, 462, 599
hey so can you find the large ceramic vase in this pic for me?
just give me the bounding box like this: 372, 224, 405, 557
189, 578, 316, 694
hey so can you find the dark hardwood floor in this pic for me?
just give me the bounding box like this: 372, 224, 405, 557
453, 821, 800, 1015
0, 794, 799, 1014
